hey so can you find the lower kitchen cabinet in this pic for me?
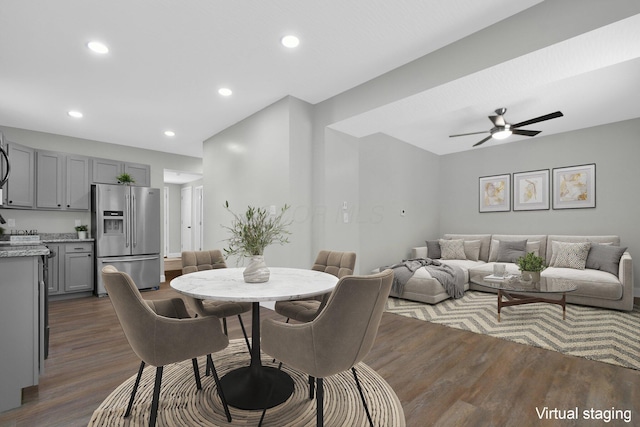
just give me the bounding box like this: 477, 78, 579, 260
47, 242, 94, 298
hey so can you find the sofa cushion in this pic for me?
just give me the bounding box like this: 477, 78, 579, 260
545, 235, 619, 265
496, 240, 527, 263
463, 240, 482, 261
549, 241, 591, 269
443, 234, 492, 262
440, 239, 466, 260
585, 244, 627, 276
489, 235, 548, 262
542, 267, 623, 300
425, 240, 441, 259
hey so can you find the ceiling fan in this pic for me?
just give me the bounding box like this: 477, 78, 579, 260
450, 108, 564, 147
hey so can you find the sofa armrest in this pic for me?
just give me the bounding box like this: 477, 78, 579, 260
619, 251, 632, 284
412, 247, 428, 259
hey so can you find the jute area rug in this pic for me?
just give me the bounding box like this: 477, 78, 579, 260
89, 340, 405, 426
386, 291, 640, 371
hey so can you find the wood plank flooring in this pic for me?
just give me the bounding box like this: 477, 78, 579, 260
1, 283, 638, 427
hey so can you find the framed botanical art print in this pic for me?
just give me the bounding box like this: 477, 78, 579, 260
552, 164, 596, 209
513, 169, 550, 211
479, 174, 510, 212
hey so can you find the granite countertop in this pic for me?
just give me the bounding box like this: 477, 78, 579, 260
0, 233, 94, 257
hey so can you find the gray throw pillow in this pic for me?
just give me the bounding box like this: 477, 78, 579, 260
496, 240, 527, 263
585, 244, 627, 276
425, 240, 441, 259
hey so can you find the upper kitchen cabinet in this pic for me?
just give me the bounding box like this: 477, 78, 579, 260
124, 162, 150, 187
36, 151, 90, 210
3, 142, 35, 208
91, 158, 150, 187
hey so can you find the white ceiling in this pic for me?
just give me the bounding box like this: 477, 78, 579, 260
1, 1, 638, 160
1, 0, 540, 158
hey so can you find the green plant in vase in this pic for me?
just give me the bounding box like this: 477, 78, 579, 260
116, 173, 135, 185
222, 201, 292, 283
515, 252, 546, 283
75, 224, 88, 239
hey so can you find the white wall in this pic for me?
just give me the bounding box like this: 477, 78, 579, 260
202, 97, 314, 268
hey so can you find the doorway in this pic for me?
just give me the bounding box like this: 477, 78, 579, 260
181, 186, 192, 252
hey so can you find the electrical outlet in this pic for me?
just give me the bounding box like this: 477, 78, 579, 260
75, 219, 82, 227
7, 218, 15, 227
343, 212, 349, 223
269, 205, 276, 215
343, 201, 348, 210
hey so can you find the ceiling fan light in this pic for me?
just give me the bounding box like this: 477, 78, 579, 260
492, 129, 512, 140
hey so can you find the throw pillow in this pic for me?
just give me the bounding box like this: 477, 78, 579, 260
549, 241, 591, 269
425, 240, 441, 259
496, 240, 527, 263
463, 240, 482, 261
439, 239, 466, 260
585, 244, 627, 276
488, 239, 500, 262
526, 241, 541, 257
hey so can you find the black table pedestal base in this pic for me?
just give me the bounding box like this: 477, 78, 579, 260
220, 366, 294, 410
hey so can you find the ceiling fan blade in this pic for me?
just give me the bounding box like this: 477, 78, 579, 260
473, 135, 493, 147
489, 115, 506, 127
512, 111, 563, 128
449, 131, 489, 138
512, 129, 541, 137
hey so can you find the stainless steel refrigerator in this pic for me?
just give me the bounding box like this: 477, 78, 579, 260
92, 184, 161, 296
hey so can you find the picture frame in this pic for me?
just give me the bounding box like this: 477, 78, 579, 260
513, 169, 550, 211
552, 164, 596, 209
479, 174, 510, 212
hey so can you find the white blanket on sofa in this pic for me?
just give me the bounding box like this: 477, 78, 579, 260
381, 258, 465, 299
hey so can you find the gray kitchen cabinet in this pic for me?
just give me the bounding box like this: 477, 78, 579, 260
48, 242, 94, 297
64, 243, 94, 292
3, 142, 35, 208
91, 157, 121, 184
65, 155, 90, 209
36, 151, 64, 209
36, 152, 90, 210
124, 162, 150, 187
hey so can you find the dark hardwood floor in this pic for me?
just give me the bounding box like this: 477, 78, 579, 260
1, 282, 638, 427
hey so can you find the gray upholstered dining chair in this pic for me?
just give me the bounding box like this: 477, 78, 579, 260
181, 250, 251, 353
101, 265, 232, 427
261, 269, 394, 427
273, 250, 356, 323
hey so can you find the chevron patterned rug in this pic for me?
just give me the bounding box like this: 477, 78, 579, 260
386, 291, 640, 370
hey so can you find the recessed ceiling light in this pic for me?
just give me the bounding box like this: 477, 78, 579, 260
68, 110, 83, 118
87, 41, 109, 54
281, 35, 300, 48
218, 88, 233, 97
164, 130, 175, 137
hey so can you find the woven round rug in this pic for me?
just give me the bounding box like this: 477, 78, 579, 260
89, 340, 405, 426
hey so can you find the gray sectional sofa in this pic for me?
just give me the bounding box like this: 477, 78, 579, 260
393, 233, 634, 311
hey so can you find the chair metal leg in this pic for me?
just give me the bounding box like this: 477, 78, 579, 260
149, 366, 163, 427
191, 358, 202, 390
316, 377, 324, 427
237, 314, 251, 352
352, 367, 374, 427
309, 375, 315, 399
206, 354, 214, 376
125, 361, 145, 417
209, 356, 232, 422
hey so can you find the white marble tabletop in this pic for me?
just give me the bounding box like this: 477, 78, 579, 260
170, 267, 338, 302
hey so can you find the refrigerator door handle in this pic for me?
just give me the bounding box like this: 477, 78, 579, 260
99, 256, 159, 263
132, 193, 137, 248
124, 194, 130, 248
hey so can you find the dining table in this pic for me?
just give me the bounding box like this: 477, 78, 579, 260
170, 267, 338, 410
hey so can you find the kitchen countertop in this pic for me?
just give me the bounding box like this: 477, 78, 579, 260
0, 233, 94, 257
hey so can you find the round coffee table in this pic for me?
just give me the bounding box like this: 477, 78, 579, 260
475, 275, 577, 322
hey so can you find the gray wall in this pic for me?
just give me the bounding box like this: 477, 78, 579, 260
165, 183, 182, 256
439, 118, 640, 292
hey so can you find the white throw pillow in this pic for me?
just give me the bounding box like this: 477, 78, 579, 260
550, 241, 591, 269
439, 239, 466, 260
463, 240, 482, 261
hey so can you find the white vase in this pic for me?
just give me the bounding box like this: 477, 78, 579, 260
243, 255, 270, 283
77, 231, 87, 240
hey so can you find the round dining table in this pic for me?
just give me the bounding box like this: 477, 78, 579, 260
170, 267, 338, 410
